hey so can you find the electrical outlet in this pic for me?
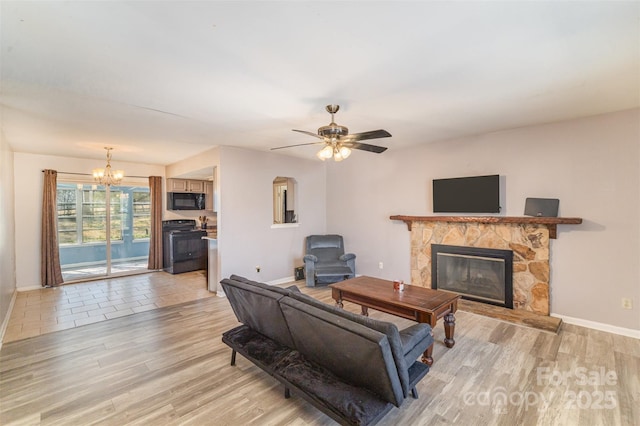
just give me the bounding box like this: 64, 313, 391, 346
379, 262, 384, 269
256, 266, 261, 273
621, 298, 632, 309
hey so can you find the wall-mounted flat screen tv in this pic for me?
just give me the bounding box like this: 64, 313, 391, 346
433, 174, 500, 213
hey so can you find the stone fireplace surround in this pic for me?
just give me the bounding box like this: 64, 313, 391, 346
390, 216, 582, 316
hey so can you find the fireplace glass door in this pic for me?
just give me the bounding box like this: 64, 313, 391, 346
432, 244, 513, 308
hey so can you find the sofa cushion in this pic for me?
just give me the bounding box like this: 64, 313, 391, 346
222, 325, 292, 371
288, 291, 434, 395
288, 291, 422, 396
274, 351, 392, 426
306, 234, 344, 250
279, 297, 404, 407
314, 265, 354, 277
220, 278, 295, 348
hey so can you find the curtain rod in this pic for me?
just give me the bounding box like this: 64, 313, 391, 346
41, 170, 149, 179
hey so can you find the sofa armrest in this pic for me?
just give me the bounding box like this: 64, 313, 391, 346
339, 253, 356, 261
285, 284, 301, 293
399, 323, 432, 350
303, 255, 318, 287
399, 323, 433, 368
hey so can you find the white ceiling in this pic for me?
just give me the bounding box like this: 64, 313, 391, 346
1, 1, 638, 165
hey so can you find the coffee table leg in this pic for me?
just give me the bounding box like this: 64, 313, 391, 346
420, 315, 436, 366
444, 312, 456, 348
331, 289, 344, 309
361, 306, 369, 316
421, 344, 434, 366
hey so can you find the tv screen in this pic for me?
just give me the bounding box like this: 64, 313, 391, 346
433, 174, 500, 213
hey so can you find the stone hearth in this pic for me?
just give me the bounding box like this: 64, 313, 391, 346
391, 216, 582, 318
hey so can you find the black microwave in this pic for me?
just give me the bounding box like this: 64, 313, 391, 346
167, 192, 206, 210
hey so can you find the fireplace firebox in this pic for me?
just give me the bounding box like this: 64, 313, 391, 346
431, 244, 513, 309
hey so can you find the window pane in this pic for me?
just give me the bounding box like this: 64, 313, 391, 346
58, 218, 77, 244
83, 217, 106, 242
110, 190, 123, 241
82, 188, 107, 243
57, 187, 78, 244
134, 192, 150, 203
132, 189, 151, 240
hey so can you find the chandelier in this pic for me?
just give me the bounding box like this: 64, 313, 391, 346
92, 147, 124, 186
316, 139, 352, 162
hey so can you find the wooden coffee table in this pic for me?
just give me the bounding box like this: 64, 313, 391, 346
330, 276, 461, 366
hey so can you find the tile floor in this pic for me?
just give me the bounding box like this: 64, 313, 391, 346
3, 270, 215, 343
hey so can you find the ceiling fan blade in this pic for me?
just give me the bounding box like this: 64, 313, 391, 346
271, 141, 326, 150
341, 129, 391, 142
292, 129, 324, 139
343, 142, 388, 153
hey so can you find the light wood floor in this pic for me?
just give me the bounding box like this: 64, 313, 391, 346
1, 276, 638, 425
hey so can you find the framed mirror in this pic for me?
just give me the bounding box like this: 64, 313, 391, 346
273, 176, 297, 224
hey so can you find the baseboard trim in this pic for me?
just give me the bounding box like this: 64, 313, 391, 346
266, 276, 296, 286
17, 285, 41, 292
0, 290, 18, 350
551, 313, 640, 339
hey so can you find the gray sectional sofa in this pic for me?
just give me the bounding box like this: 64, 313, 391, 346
220, 275, 434, 426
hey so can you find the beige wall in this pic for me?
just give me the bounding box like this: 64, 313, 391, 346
326, 109, 640, 332
217, 146, 326, 283
0, 133, 16, 337
12, 153, 165, 290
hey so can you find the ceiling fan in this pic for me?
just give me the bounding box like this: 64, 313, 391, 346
271, 105, 391, 161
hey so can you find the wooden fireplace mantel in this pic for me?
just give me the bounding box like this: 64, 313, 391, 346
389, 215, 582, 239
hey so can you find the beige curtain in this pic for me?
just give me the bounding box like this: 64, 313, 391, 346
148, 176, 163, 270
41, 169, 64, 287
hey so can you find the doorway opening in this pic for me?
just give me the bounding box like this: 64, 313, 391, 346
57, 182, 151, 282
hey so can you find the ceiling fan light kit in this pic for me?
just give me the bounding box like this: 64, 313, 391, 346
272, 104, 391, 162
316, 141, 352, 161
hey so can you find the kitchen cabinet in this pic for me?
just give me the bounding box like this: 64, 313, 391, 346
168, 179, 205, 193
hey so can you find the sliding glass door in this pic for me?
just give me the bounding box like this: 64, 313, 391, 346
57, 182, 150, 282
